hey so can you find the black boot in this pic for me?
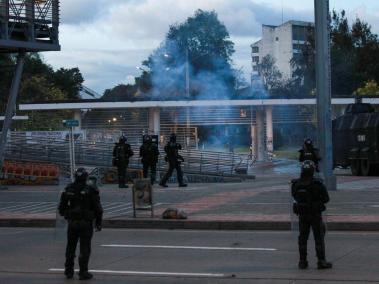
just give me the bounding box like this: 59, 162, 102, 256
79, 271, 93, 280
159, 182, 168, 188
179, 183, 187, 187
64, 269, 74, 279
298, 260, 308, 269
64, 257, 75, 279
317, 260, 332, 269
316, 245, 332, 269
298, 242, 308, 270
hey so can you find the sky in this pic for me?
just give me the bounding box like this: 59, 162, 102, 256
43, 0, 379, 94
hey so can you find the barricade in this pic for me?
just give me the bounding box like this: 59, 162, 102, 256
0, 160, 60, 185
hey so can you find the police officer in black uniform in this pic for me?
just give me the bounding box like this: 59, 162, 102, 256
58, 168, 103, 280
113, 135, 134, 188
298, 138, 321, 172
291, 160, 332, 270
159, 133, 187, 187
140, 135, 160, 185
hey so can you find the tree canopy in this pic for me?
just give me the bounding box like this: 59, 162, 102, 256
139, 9, 238, 100
0, 53, 84, 130
260, 10, 379, 98
290, 10, 379, 97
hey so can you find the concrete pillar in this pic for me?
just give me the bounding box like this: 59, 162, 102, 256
148, 108, 160, 136
265, 106, 273, 160
250, 124, 257, 157
256, 107, 265, 162
73, 110, 82, 131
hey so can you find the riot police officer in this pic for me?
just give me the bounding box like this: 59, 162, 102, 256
58, 168, 103, 280
140, 135, 160, 184
299, 138, 321, 172
159, 133, 187, 187
291, 160, 332, 270
113, 135, 134, 188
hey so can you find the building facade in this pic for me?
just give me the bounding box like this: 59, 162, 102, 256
251, 20, 313, 84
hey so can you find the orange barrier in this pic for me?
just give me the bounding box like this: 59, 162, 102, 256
3, 161, 59, 178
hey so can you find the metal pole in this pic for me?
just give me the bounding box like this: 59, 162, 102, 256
68, 127, 74, 181
185, 48, 190, 148
0, 52, 26, 178
71, 127, 76, 173
314, 0, 336, 191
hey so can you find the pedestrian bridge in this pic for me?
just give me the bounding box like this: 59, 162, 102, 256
18, 98, 379, 162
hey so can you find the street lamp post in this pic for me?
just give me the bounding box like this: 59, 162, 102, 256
185, 48, 191, 149
314, 0, 337, 191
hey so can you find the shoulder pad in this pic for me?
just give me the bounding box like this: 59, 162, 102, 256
87, 185, 100, 193
313, 178, 324, 184
65, 183, 75, 191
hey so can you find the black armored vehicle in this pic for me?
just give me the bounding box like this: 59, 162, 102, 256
333, 99, 379, 176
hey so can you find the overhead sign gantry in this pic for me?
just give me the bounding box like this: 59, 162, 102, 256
0, 0, 60, 181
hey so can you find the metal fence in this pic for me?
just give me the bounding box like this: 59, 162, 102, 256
4, 132, 249, 177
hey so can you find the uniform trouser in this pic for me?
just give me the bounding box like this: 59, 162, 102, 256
298, 214, 326, 261
143, 163, 157, 184
160, 162, 184, 185
65, 220, 93, 274
117, 163, 128, 186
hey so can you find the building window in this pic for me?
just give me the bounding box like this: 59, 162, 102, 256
292, 25, 308, 41
253, 65, 258, 71
276, 37, 279, 41
293, 43, 303, 51
252, 56, 259, 63
252, 46, 259, 53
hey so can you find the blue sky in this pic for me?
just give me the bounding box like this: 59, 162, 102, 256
43, 0, 379, 94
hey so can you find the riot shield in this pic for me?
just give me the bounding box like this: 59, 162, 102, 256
55, 174, 70, 241
289, 181, 299, 231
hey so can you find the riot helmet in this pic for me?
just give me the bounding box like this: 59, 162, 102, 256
169, 133, 177, 143
75, 168, 88, 183
301, 160, 315, 178
304, 138, 313, 146
119, 135, 127, 144
145, 135, 152, 143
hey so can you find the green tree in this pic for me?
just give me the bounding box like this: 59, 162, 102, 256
102, 84, 141, 101
258, 55, 282, 90
52, 67, 84, 100
292, 10, 379, 97
354, 80, 379, 96
140, 9, 237, 99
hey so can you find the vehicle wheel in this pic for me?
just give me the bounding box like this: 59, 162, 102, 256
360, 159, 372, 176
351, 159, 361, 176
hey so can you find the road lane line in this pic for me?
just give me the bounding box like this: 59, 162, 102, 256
7, 202, 49, 212
106, 206, 134, 215
101, 244, 277, 251
29, 204, 58, 213
48, 268, 225, 278
103, 203, 129, 209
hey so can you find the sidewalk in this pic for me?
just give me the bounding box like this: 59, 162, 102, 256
1, 162, 379, 230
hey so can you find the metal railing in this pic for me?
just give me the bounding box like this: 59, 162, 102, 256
3, 132, 248, 177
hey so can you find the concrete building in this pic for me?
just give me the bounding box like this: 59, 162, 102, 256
251, 20, 313, 84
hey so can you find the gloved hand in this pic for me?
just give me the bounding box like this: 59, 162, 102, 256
95, 225, 102, 232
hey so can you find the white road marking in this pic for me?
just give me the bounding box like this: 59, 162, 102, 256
106, 206, 134, 215
101, 244, 277, 251
8, 202, 48, 212
48, 268, 225, 278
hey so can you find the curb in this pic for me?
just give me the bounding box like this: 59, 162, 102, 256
2, 218, 379, 231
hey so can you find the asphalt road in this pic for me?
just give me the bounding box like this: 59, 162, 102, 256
0, 228, 378, 283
